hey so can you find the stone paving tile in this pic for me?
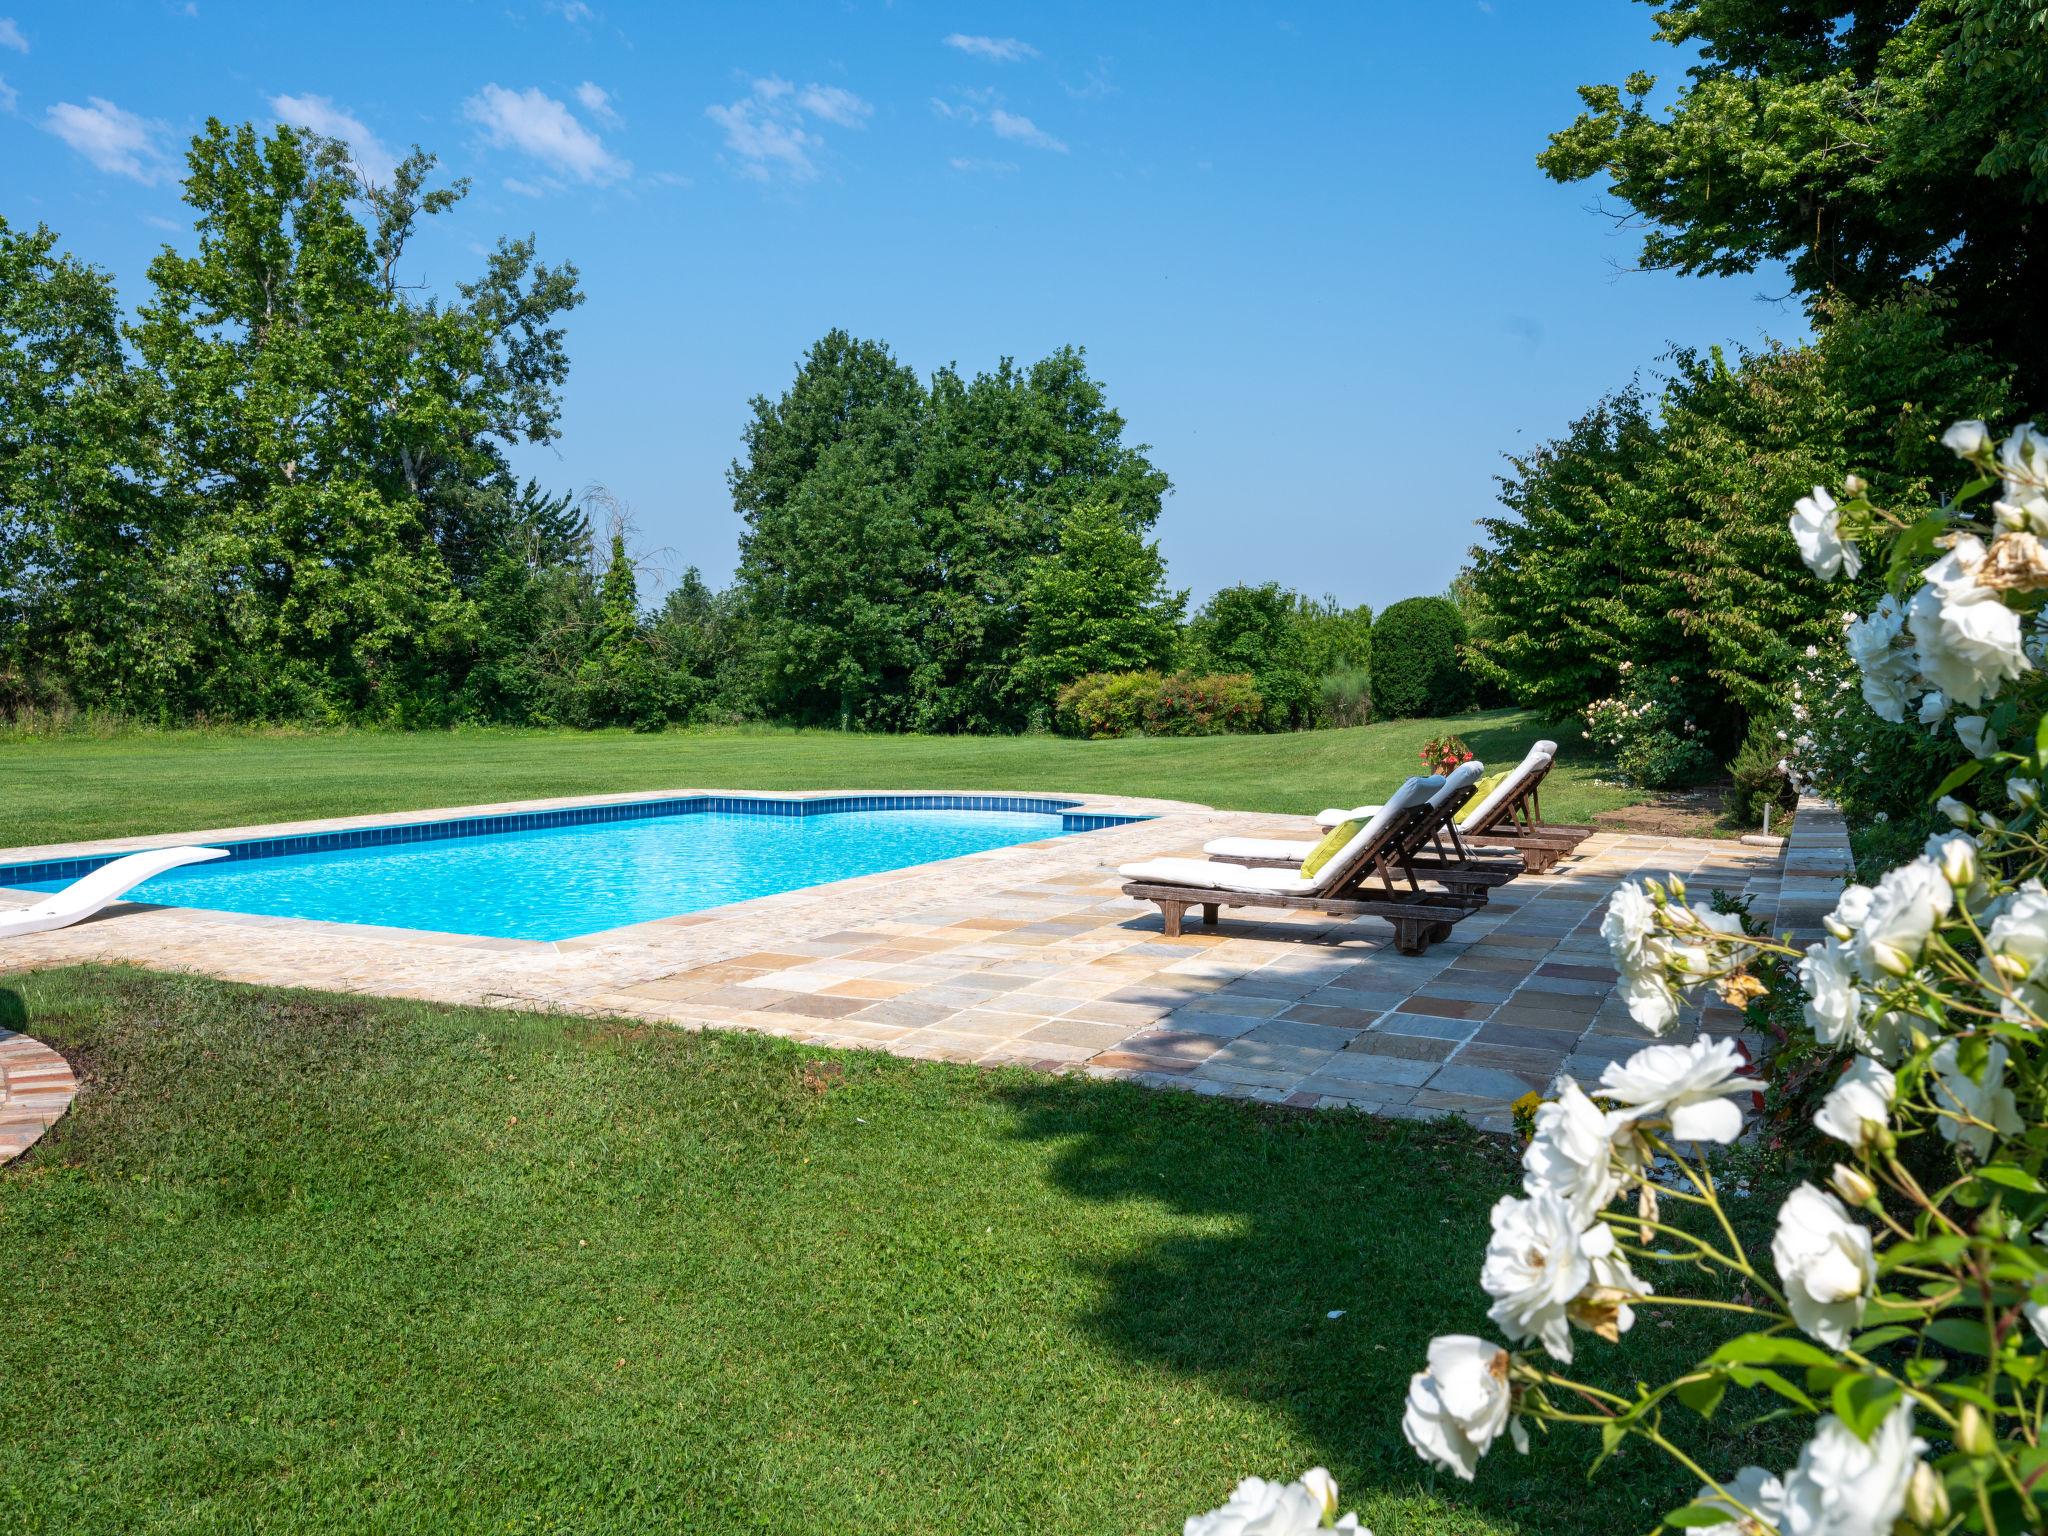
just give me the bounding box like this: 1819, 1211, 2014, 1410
0, 787, 1791, 1133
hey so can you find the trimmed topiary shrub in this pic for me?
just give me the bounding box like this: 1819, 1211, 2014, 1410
1370, 597, 1470, 718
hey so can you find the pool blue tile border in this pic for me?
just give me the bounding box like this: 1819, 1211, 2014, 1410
0, 794, 1151, 890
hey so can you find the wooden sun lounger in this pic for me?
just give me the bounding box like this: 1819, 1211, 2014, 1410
1120, 780, 1487, 954
1457, 758, 1592, 873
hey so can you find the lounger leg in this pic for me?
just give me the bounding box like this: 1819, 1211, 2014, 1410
1160, 900, 1185, 939
1201, 903, 1219, 927
1391, 917, 1430, 955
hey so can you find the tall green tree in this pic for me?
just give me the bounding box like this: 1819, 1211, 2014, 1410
1539, 0, 2047, 406
1018, 498, 1184, 705
730, 332, 1170, 732
0, 218, 145, 711
1182, 583, 1320, 729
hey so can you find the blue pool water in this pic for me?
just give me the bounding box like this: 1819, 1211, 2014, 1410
10, 801, 1092, 942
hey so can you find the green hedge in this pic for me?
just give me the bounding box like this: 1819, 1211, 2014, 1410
1371, 597, 1469, 718
1053, 671, 1264, 738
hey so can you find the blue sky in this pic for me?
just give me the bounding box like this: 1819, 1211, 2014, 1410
3, 0, 1802, 611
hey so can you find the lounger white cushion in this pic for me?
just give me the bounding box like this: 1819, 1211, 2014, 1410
1125, 775, 1440, 896
1456, 743, 1554, 833
1317, 745, 1558, 833
1199, 834, 1319, 862
1215, 760, 1489, 864
0, 845, 229, 940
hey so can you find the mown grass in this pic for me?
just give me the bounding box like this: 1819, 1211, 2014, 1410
0, 709, 1639, 848
0, 967, 1792, 1535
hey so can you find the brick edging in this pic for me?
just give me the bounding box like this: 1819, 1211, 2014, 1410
0, 1030, 78, 1165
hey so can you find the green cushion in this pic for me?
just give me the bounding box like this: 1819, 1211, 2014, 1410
1457, 770, 1510, 829
1301, 818, 1366, 879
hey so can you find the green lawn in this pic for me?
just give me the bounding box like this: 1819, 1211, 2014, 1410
0, 968, 1789, 1535
0, 710, 1638, 848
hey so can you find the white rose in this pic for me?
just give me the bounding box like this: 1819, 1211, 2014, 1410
1798, 937, 1865, 1050
1848, 857, 1951, 979
1790, 486, 1861, 581
1778, 1403, 1924, 1536
1690, 1465, 1786, 1536
1915, 689, 1948, 725
1772, 1183, 1876, 1349
1984, 879, 2048, 1020
1813, 1057, 1894, 1150
1601, 880, 1659, 973
1956, 714, 1999, 757
2013, 777, 2043, 810
1907, 536, 2030, 709
1842, 598, 1913, 724
1999, 421, 2048, 491
1930, 1037, 2023, 1161
1183, 1469, 1367, 1536
1401, 1335, 1526, 1482
1620, 968, 1682, 1036
1598, 1037, 1755, 1144
1943, 419, 1992, 458
1481, 1192, 1597, 1362
1937, 794, 1973, 826
1522, 1079, 1623, 1224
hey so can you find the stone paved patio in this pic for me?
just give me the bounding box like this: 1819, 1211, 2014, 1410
0, 789, 1788, 1132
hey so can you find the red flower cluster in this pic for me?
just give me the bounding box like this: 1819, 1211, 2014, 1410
1419, 734, 1475, 775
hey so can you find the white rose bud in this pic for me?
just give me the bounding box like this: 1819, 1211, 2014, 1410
1929, 834, 1979, 890
1957, 1403, 1994, 1457
1843, 472, 1867, 497
1830, 1162, 1878, 1207
2010, 778, 2042, 810
1905, 1460, 1949, 1528
1938, 795, 1974, 827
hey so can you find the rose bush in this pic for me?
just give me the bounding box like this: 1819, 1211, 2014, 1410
1384, 423, 2048, 1535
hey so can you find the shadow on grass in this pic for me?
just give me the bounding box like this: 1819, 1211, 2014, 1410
0, 987, 24, 1032
994, 1074, 1730, 1534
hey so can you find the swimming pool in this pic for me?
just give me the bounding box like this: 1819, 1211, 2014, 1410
1, 794, 1144, 942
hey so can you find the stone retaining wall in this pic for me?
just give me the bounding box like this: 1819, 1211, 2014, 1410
1777, 794, 1856, 949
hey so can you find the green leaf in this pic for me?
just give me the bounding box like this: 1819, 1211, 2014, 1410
1708, 1333, 1836, 1369
1976, 1164, 2045, 1194
1930, 758, 1986, 800
1832, 1373, 1903, 1440
1674, 1374, 1727, 1420
1724, 1365, 1817, 1412
1888, 516, 1950, 593
1850, 1325, 1914, 1352
1664, 1505, 1739, 1529
1925, 1317, 1994, 1356
1955, 474, 1999, 506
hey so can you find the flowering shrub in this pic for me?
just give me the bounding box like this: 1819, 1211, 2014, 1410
1052, 670, 1264, 738
1395, 423, 2048, 1534
1581, 666, 1719, 789
1420, 733, 1475, 775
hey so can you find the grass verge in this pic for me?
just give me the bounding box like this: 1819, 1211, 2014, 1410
0, 710, 1640, 847
0, 966, 1790, 1534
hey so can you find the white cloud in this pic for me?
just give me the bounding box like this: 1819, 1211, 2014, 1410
43, 97, 173, 183
796, 83, 870, 128
142, 212, 184, 232
548, 0, 594, 22
575, 80, 621, 128
989, 108, 1066, 153
947, 156, 1016, 175
0, 18, 26, 53
943, 33, 1036, 62
706, 75, 870, 183
503, 176, 549, 197
269, 93, 397, 185
0, 75, 14, 115
464, 82, 630, 185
